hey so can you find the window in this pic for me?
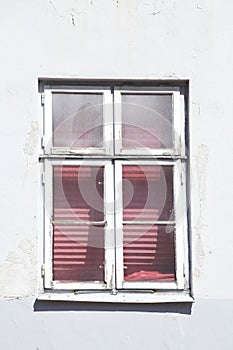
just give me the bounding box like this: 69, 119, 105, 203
39, 80, 191, 302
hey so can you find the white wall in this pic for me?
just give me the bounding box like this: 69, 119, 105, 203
0, 0, 233, 349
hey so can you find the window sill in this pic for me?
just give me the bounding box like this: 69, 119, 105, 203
37, 291, 194, 303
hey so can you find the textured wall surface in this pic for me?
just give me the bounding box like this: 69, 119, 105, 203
0, 1, 233, 349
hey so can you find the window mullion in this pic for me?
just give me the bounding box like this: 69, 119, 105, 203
103, 90, 114, 156
114, 161, 124, 289
44, 90, 53, 155
113, 90, 122, 155
173, 91, 182, 155
104, 161, 116, 289
174, 160, 186, 289
44, 159, 53, 289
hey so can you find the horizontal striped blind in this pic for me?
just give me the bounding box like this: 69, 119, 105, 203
53, 166, 105, 282
123, 165, 175, 282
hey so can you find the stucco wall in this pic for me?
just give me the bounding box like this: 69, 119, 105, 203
0, 1, 233, 349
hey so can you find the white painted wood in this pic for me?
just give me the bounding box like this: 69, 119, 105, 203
103, 90, 114, 155
44, 159, 53, 289
42, 85, 189, 297
173, 91, 182, 154
114, 90, 122, 155
44, 90, 53, 155
38, 291, 194, 303
177, 161, 189, 289
104, 161, 115, 289
174, 160, 186, 290
114, 159, 184, 290
44, 159, 113, 291
114, 161, 124, 289
115, 89, 178, 94
180, 94, 186, 157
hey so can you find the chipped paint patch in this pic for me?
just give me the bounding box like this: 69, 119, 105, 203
196, 144, 208, 202
197, 0, 205, 9
23, 121, 38, 156
152, 0, 163, 15
0, 238, 37, 298
193, 144, 208, 278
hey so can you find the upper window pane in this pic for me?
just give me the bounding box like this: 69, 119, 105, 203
121, 94, 173, 149
52, 93, 103, 148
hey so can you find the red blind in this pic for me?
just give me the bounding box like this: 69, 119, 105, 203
52, 166, 105, 282
123, 225, 175, 282
122, 165, 175, 282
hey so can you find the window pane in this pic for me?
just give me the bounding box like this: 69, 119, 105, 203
53, 165, 105, 282
123, 225, 175, 282
53, 225, 105, 282
121, 94, 173, 149
122, 165, 174, 222
53, 93, 103, 148
53, 166, 104, 222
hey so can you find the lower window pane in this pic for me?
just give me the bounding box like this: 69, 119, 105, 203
53, 225, 105, 282
122, 165, 174, 221
123, 225, 175, 282
53, 166, 104, 222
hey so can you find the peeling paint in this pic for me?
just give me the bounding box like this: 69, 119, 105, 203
71, 12, 76, 26
152, 0, 163, 15
196, 144, 208, 202
197, 0, 205, 9
194, 144, 208, 278
0, 239, 37, 298
23, 121, 38, 156
49, 0, 57, 11
192, 101, 201, 117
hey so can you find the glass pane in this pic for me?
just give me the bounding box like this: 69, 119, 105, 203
123, 225, 175, 282
53, 166, 104, 222
53, 93, 103, 148
53, 165, 105, 282
122, 165, 174, 222
53, 225, 105, 282
121, 94, 173, 149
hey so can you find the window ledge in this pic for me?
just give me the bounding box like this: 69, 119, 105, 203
37, 291, 194, 303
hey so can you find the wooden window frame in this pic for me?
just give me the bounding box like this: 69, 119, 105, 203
39, 80, 192, 303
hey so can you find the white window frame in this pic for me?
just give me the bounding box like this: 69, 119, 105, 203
39, 81, 192, 303
114, 89, 185, 157
114, 159, 188, 291
44, 159, 115, 290
43, 89, 113, 156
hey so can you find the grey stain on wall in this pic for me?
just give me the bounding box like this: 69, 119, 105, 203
23, 121, 38, 156
194, 144, 208, 278
0, 239, 37, 298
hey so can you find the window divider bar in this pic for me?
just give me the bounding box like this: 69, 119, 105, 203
122, 221, 176, 225
51, 220, 107, 226
39, 154, 188, 160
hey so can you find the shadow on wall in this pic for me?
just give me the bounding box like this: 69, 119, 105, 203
34, 300, 192, 314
